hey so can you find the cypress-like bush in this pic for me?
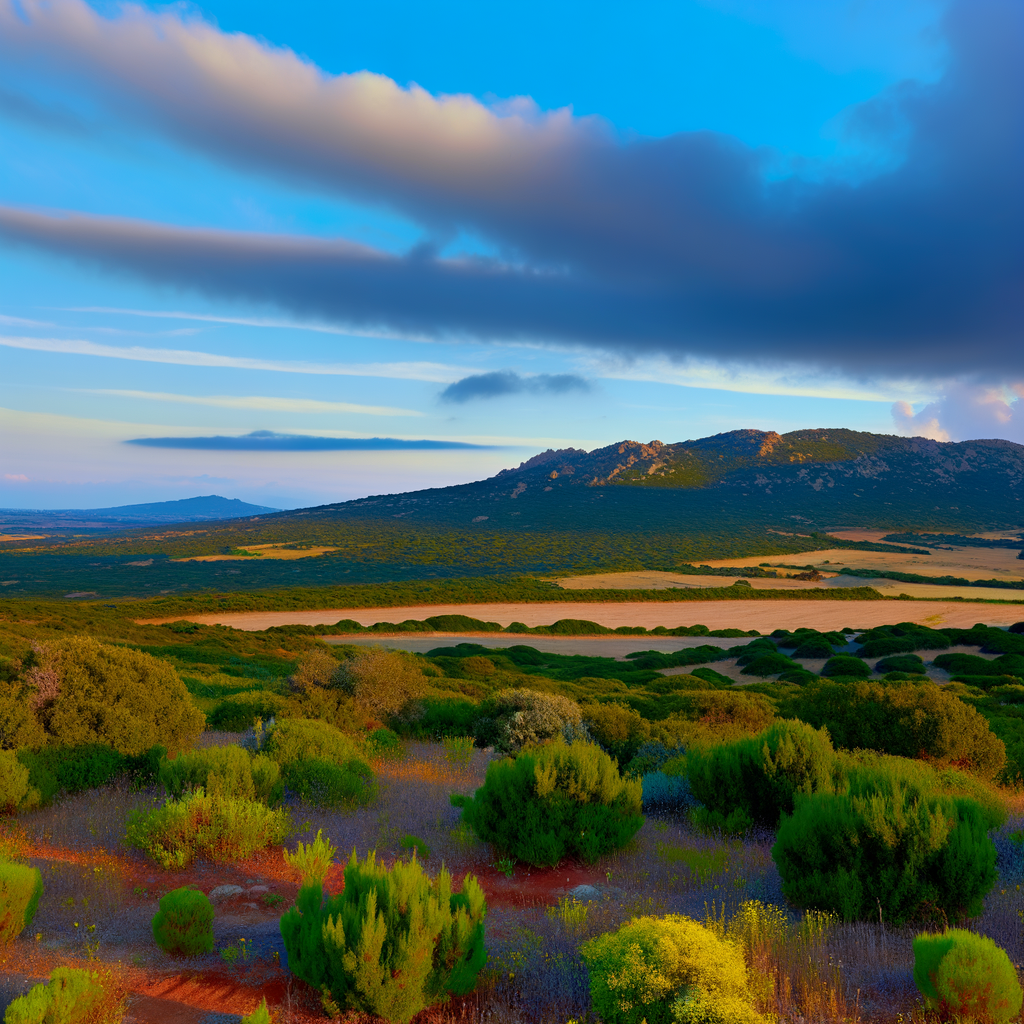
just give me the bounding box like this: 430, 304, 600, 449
3, 967, 124, 1024
686, 720, 838, 830
280, 851, 486, 1024
773, 767, 997, 924
239, 999, 272, 1024
459, 738, 642, 866
580, 915, 765, 1024
152, 886, 215, 955
159, 745, 283, 805
0, 859, 43, 948
914, 929, 1022, 1022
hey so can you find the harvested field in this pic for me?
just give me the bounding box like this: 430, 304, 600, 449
139, 598, 1024, 634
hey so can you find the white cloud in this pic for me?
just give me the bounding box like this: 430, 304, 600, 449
893, 382, 1024, 443
3, 473, 29, 481
0, 334, 473, 382
0, 314, 52, 326
75, 389, 423, 417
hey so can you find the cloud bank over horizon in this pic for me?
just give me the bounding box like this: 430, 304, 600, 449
0, 0, 1018, 392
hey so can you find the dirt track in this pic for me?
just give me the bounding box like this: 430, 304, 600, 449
139, 599, 1024, 633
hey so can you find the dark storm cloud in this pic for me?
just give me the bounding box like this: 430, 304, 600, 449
0, 0, 1021, 380
440, 371, 591, 403
126, 430, 493, 451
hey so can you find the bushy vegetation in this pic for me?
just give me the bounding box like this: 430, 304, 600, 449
0, 750, 38, 814
474, 688, 583, 754
151, 886, 215, 955
687, 720, 839, 831
581, 914, 765, 1024
913, 929, 1023, 1023
282, 757, 376, 809
125, 788, 292, 869
261, 717, 365, 766
3, 967, 125, 1024
458, 738, 643, 866
159, 745, 283, 805
773, 761, 998, 924
280, 850, 487, 1024
0, 858, 43, 949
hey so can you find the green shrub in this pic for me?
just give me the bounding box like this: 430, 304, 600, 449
280, 851, 487, 1024
787, 680, 1006, 778
152, 886, 214, 955
821, 655, 871, 678
367, 727, 404, 758
580, 915, 765, 1024
687, 720, 838, 830
400, 834, 431, 859
159, 746, 283, 805
0, 682, 45, 751
791, 640, 834, 659
30, 636, 203, 754
475, 689, 582, 755
3, 967, 124, 1024
773, 765, 997, 924
582, 702, 651, 765
125, 788, 292, 869
240, 999, 272, 1024
284, 829, 337, 886
460, 738, 643, 867
740, 652, 799, 678
0, 751, 38, 814
914, 929, 1022, 1023
262, 718, 364, 766
282, 757, 376, 809
876, 654, 926, 674
0, 860, 43, 948
208, 691, 288, 731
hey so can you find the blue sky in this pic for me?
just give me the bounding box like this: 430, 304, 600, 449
0, 0, 1021, 509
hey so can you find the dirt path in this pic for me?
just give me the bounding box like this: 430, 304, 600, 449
139, 599, 1024, 633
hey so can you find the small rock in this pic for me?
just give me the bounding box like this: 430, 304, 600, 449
567, 884, 601, 902
208, 884, 244, 901
243, 902, 259, 910
248, 885, 269, 893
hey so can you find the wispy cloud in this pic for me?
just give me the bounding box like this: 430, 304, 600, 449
0, 334, 472, 382
440, 370, 591, 403
75, 389, 424, 417
126, 430, 493, 451
0, 314, 52, 327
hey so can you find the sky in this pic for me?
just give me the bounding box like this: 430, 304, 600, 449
0, 0, 1021, 510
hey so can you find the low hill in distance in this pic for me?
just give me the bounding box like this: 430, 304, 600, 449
0, 494, 280, 531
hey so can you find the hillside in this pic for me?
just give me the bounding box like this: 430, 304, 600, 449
0, 494, 280, 530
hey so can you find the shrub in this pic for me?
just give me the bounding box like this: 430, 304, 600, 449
441, 735, 475, 768
476, 689, 582, 755
367, 727, 404, 758
125, 789, 292, 869
29, 636, 203, 754
333, 647, 429, 720
913, 929, 1022, 1023
14, 744, 163, 806
773, 768, 997, 924
394, 697, 478, 740
641, 772, 696, 815
152, 887, 214, 955
262, 718, 364, 766
583, 702, 651, 765
284, 829, 337, 886
623, 740, 686, 779
739, 653, 799, 678
821, 655, 871, 678
788, 680, 1006, 778
876, 654, 926, 674
208, 691, 289, 731
159, 746, 283, 805
580, 915, 765, 1024
668, 691, 775, 733
282, 757, 376, 809
459, 738, 643, 866
791, 640, 834, 659
280, 851, 487, 1024
0, 751, 38, 814
240, 999, 272, 1024
0, 860, 43, 949
289, 648, 343, 691
3, 967, 125, 1024
687, 720, 838, 830
0, 681, 45, 750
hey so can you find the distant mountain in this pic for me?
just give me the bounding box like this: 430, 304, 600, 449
0, 495, 279, 530
307, 428, 1024, 534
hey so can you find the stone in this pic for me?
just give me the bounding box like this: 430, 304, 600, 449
567, 884, 601, 901
248, 885, 269, 893
208, 884, 245, 901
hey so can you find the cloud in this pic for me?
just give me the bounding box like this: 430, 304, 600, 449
0, 0, 1020, 382
440, 370, 591, 403
125, 430, 494, 451
0, 314, 52, 326
893, 382, 1024, 443
4, 474, 29, 482
76, 389, 423, 417
0, 334, 471, 382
